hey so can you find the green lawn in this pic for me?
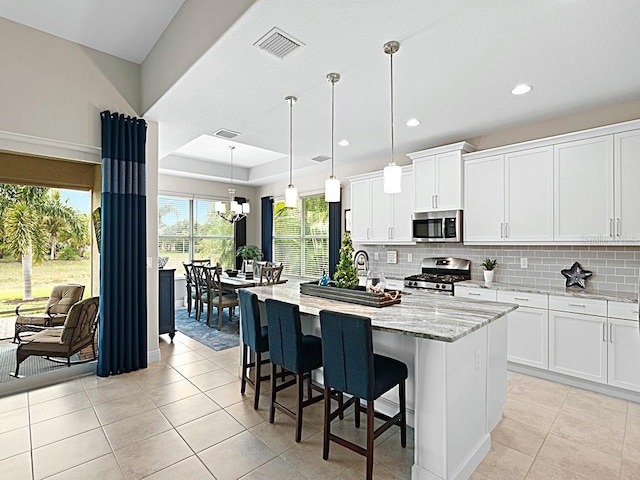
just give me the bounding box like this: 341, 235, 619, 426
0, 257, 91, 315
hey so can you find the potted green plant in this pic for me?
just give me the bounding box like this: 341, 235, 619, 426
235, 245, 263, 274
482, 258, 498, 286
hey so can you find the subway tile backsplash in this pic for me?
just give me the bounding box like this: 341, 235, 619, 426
357, 244, 640, 293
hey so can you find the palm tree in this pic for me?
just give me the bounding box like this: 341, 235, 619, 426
42, 190, 83, 260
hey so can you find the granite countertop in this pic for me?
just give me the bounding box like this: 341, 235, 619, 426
458, 280, 639, 303
245, 281, 517, 343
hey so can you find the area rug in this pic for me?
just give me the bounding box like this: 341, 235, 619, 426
0, 344, 79, 383
174, 308, 240, 351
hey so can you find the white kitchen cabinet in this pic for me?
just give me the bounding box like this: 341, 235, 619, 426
549, 309, 607, 384
454, 286, 497, 301
607, 318, 640, 392
464, 155, 504, 242
554, 136, 614, 242
614, 130, 640, 241
350, 179, 372, 242
608, 301, 640, 321
409, 142, 475, 212
370, 176, 393, 241
391, 169, 414, 241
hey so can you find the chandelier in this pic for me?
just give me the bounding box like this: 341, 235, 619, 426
215, 146, 250, 223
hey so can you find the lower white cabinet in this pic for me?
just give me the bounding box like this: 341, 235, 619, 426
549, 310, 607, 384
608, 318, 640, 392
454, 286, 497, 301
507, 307, 549, 369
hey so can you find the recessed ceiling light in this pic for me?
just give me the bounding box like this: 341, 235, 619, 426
406, 118, 421, 127
511, 84, 532, 95
338, 140, 350, 147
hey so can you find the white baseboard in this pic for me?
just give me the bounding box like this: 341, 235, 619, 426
148, 349, 161, 364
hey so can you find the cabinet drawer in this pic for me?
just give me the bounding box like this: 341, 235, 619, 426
608, 301, 640, 321
455, 286, 497, 301
548, 295, 607, 317
497, 291, 548, 309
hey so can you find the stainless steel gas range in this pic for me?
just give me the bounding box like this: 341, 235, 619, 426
403, 257, 471, 295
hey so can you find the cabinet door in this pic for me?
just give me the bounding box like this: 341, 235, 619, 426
413, 156, 436, 211
549, 310, 607, 384
370, 176, 393, 241
614, 130, 640, 242
507, 307, 549, 369
350, 180, 371, 242
505, 147, 553, 241
464, 155, 505, 242
391, 170, 415, 242
554, 136, 614, 242
454, 286, 497, 301
435, 151, 462, 210
608, 318, 640, 392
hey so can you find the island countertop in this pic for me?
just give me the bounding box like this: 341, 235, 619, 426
245, 281, 517, 342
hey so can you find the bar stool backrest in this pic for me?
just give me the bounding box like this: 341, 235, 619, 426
319, 310, 376, 400
238, 289, 263, 352
265, 299, 303, 374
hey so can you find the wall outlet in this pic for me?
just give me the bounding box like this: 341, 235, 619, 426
387, 250, 398, 264
407, 253, 413, 263
374, 252, 379, 261
520, 257, 528, 269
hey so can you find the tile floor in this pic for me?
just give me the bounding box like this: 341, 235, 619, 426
0, 332, 638, 479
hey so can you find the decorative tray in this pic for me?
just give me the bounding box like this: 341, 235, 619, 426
300, 282, 401, 308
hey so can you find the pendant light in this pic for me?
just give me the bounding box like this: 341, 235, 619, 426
383, 40, 402, 194
284, 95, 299, 208
214, 146, 250, 223
325, 72, 341, 202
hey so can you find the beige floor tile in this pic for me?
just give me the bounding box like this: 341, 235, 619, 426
565, 387, 628, 413
502, 397, 558, 434
560, 401, 627, 431
620, 459, 640, 480
507, 372, 524, 391
114, 429, 193, 480
509, 377, 569, 412
0, 426, 31, 461
103, 408, 172, 450
177, 409, 245, 453
469, 472, 493, 480
340, 462, 401, 480
492, 417, 546, 457
190, 369, 238, 391
173, 359, 221, 378
164, 350, 206, 367
205, 380, 246, 407
45, 453, 124, 480
199, 430, 276, 480
31, 407, 100, 449
143, 455, 215, 480
628, 401, 640, 418
134, 367, 185, 390
373, 430, 415, 479
536, 434, 621, 480
241, 456, 307, 479
81, 373, 123, 390
159, 342, 192, 356
0, 406, 29, 434
327, 412, 399, 452
0, 451, 33, 480
159, 393, 221, 427
623, 430, 640, 462
29, 390, 92, 424
146, 379, 200, 407
474, 442, 534, 480
225, 397, 270, 429
93, 391, 157, 425
28, 379, 85, 405
281, 431, 361, 480
0, 392, 28, 414
86, 379, 143, 406
627, 413, 640, 435
249, 414, 320, 455
550, 409, 624, 457
524, 458, 587, 480
32, 427, 111, 479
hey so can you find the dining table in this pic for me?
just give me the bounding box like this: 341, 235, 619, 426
219, 272, 287, 290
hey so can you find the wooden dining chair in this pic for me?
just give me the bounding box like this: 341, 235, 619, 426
203, 264, 239, 330
259, 264, 284, 285
182, 262, 199, 317
191, 258, 211, 265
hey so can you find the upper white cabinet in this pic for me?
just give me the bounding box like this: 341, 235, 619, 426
614, 130, 640, 241
464, 155, 504, 242
349, 167, 414, 244
554, 136, 614, 241
409, 142, 475, 212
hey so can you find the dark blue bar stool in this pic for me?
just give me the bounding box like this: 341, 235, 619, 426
265, 298, 325, 442
319, 310, 407, 480
238, 289, 271, 410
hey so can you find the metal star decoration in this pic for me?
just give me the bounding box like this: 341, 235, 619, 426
561, 262, 593, 289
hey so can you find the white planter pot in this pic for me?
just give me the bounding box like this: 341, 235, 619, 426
484, 270, 495, 286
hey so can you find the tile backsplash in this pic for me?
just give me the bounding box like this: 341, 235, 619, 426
357, 244, 640, 293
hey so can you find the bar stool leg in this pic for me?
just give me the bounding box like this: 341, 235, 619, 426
323, 386, 331, 460
338, 392, 344, 420
269, 363, 277, 423
240, 344, 248, 395
399, 380, 407, 448
296, 374, 304, 442
354, 398, 360, 428
254, 351, 262, 410
366, 400, 375, 480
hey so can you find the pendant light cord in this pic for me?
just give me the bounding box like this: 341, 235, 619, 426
390, 52, 395, 165
331, 80, 335, 178
289, 98, 293, 187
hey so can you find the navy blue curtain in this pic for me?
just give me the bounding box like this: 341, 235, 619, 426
98, 111, 148, 377
261, 196, 273, 262
234, 196, 247, 270
328, 199, 342, 277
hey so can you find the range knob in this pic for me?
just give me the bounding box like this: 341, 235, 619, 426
435, 284, 441, 289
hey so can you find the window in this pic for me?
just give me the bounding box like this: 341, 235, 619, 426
273, 195, 328, 278
158, 195, 235, 271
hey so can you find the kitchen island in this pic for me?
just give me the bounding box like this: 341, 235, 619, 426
247, 282, 517, 480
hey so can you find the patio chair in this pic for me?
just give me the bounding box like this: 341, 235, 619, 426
14, 284, 85, 343
10, 296, 100, 378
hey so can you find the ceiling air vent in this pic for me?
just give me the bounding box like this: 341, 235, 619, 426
212, 128, 240, 139
311, 155, 331, 163
254, 27, 304, 60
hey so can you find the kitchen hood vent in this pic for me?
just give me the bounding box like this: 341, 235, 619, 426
212, 128, 240, 139
311, 155, 331, 163
254, 27, 304, 60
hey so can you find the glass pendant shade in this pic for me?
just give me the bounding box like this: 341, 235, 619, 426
230, 200, 241, 214
285, 185, 298, 208
383, 162, 402, 194
215, 201, 226, 213
324, 176, 340, 202
242, 203, 250, 214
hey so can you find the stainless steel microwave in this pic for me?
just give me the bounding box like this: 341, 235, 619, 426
412, 210, 463, 242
